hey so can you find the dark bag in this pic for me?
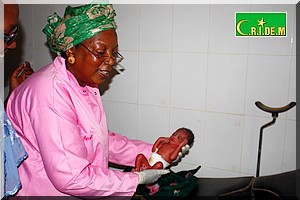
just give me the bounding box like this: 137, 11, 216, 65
133, 166, 201, 199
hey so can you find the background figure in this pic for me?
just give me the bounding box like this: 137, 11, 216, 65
134, 128, 194, 172
2, 4, 33, 198
2, 4, 34, 106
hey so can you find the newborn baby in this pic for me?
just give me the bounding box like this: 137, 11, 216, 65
134, 127, 194, 172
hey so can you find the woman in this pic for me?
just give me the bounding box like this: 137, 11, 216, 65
7, 4, 169, 197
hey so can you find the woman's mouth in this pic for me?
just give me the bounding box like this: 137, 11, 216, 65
98, 70, 109, 79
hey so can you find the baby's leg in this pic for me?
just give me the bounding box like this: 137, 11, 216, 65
150, 161, 164, 170
134, 154, 151, 172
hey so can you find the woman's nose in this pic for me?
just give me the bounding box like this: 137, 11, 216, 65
104, 54, 116, 66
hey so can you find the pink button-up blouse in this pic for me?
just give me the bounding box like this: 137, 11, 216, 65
6, 56, 152, 197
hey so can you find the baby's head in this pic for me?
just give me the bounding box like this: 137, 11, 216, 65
178, 127, 194, 146
171, 127, 194, 147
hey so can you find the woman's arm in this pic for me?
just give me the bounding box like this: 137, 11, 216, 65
108, 131, 153, 167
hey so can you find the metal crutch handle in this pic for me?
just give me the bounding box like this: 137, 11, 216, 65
255, 101, 296, 177
255, 101, 296, 114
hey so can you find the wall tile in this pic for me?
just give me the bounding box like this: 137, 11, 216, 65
203, 112, 243, 172
291, 17, 296, 56
107, 102, 138, 140
138, 52, 171, 106
53, 4, 66, 15
19, 4, 33, 59
209, 4, 250, 54
100, 87, 109, 101
283, 120, 296, 171
242, 116, 286, 176
206, 53, 247, 114
108, 51, 139, 104
102, 100, 109, 118
258, 119, 285, 176
33, 49, 54, 70
245, 55, 291, 117
172, 4, 209, 53
114, 4, 140, 51
248, 4, 295, 55
137, 105, 170, 143
171, 52, 207, 110
139, 5, 173, 51
241, 116, 268, 175
32, 4, 56, 51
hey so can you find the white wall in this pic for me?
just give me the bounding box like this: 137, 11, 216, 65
5, 4, 296, 178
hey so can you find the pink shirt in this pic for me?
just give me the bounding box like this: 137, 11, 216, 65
7, 56, 152, 197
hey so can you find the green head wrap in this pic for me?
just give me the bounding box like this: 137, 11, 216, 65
42, 4, 117, 54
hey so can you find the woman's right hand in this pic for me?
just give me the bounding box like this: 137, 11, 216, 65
5, 61, 34, 109
9, 61, 34, 94
135, 169, 170, 185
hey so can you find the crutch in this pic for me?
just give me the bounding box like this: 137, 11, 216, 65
255, 101, 296, 177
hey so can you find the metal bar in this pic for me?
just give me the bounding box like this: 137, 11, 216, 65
256, 115, 277, 177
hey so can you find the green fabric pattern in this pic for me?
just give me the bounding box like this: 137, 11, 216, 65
42, 3, 116, 54
133, 166, 201, 199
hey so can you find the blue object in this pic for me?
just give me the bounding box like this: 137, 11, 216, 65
1, 100, 27, 196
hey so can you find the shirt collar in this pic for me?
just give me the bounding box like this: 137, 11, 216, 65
54, 56, 99, 92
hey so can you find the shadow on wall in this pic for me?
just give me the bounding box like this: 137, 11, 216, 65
99, 68, 118, 96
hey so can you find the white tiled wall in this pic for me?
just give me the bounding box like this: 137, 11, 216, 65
5, 4, 296, 178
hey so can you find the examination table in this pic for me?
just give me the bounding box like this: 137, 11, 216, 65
187, 169, 299, 200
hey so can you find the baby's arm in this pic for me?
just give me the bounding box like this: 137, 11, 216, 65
152, 137, 169, 152
170, 139, 188, 161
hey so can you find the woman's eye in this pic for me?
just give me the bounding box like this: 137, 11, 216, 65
96, 52, 106, 57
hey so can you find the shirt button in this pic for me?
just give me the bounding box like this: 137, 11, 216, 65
94, 92, 97, 95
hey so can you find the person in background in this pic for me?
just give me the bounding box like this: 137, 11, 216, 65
6, 4, 174, 197
2, 3, 34, 108
1, 3, 34, 198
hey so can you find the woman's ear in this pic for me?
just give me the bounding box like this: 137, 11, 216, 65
65, 46, 76, 57
66, 46, 76, 65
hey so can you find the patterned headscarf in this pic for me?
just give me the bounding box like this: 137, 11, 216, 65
42, 4, 116, 54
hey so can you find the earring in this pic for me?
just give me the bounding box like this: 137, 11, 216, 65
68, 56, 75, 64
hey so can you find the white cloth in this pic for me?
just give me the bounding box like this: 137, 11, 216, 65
148, 148, 170, 169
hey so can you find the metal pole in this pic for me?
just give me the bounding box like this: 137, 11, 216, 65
256, 113, 278, 177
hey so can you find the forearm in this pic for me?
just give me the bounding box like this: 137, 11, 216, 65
108, 131, 152, 166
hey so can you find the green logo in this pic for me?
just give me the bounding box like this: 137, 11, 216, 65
235, 12, 287, 37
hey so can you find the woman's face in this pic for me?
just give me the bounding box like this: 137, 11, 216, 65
67, 29, 118, 87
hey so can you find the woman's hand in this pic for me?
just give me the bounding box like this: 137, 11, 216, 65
4, 61, 34, 109
9, 61, 34, 94
171, 139, 190, 163
135, 169, 170, 185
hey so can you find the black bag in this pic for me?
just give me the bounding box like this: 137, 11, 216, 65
133, 166, 201, 199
